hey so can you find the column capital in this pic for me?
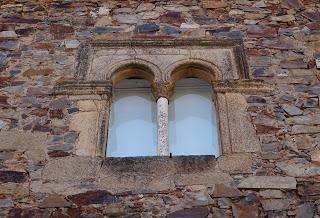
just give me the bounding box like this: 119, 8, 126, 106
151, 81, 174, 100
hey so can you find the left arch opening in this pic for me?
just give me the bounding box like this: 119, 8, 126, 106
107, 64, 157, 157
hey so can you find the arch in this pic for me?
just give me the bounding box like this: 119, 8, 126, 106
165, 59, 222, 84
108, 59, 162, 85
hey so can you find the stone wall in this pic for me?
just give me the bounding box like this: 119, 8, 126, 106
0, 0, 320, 217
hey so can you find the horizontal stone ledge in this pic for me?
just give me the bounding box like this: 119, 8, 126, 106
91, 38, 243, 48
212, 80, 275, 93
237, 176, 297, 189
52, 80, 112, 96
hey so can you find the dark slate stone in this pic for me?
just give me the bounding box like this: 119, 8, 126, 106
279, 95, 297, 102
193, 16, 217, 25
294, 85, 320, 95
47, 144, 73, 151
247, 96, 266, 103
64, 132, 79, 144
252, 67, 273, 77
9, 208, 45, 218
93, 27, 124, 33
278, 28, 294, 36
314, 52, 320, 59
67, 107, 79, 114
162, 26, 181, 34
0, 40, 19, 51
207, 30, 243, 39
239, 193, 258, 205
134, 23, 160, 33
296, 203, 315, 218
0, 53, 8, 66
167, 207, 209, 218
15, 28, 35, 36
0, 171, 27, 183
9, 69, 21, 77
68, 190, 118, 205
49, 98, 71, 110
1, 18, 42, 24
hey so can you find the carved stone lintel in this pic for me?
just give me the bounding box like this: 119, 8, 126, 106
212, 80, 275, 94
151, 81, 174, 100
52, 80, 113, 98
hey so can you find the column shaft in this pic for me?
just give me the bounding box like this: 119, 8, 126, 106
157, 97, 169, 156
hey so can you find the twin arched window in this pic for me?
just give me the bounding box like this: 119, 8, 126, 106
106, 76, 220, 158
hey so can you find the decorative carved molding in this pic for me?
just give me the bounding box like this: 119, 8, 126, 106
212, 80, 275, 93
52, 80, 112, 97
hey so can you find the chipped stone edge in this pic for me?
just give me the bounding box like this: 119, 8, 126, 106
213, 79, 275, 93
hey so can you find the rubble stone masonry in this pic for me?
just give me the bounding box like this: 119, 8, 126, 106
0, 0, 320, 217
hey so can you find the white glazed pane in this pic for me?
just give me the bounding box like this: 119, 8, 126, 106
107, 86, 157, 157
169, 79, 220, 156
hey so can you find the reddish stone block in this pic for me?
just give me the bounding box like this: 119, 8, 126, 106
30, 108, 49, 117
49, 109, 64, 119
50, 24, 74, 39
23, 68, 53, 77
159, 12, 185, 25
48, 150, 70, 158
68, 190, 118, 205
247, 26, 277, 38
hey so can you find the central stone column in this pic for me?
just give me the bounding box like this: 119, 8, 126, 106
152, 81, 174, 156
157, 97, 169, 156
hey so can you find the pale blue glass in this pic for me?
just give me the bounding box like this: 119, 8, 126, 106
107, 85, 157, 157
169, 79, 220, 157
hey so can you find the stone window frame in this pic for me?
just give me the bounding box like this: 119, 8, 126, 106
53, 39, 274, 157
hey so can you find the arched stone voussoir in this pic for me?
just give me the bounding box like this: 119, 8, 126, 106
107, 58, 162, 84
164, 59, 223, 83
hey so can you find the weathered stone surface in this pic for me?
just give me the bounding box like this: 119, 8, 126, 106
261, 199, 290, 211
298, 183, 320, 196
0, 171, 27, 183
282, 104, 303, 116
0, 183, 29, 199
70, 111, 99, 156
286, 114, 320, 125
259, 190, 283, 199
276, 162, 320, 177
0, 130, 47, 151
296, 203, 315, 218
9, 208, 45, 217
291, 125, 320, 134
167, 207, 209, 218
0, 31, 17, 38
217, 153, 253, 172
38, 194, 71, 208
23, 68, 53, 77
238, 176, 296, 189
232, 204, 259, 218
42, 156, 102, 182
134, 23, 160, 33
0, 52, 7, 66
64, 39, 80, 49
136, 3, 155, 12
203, 0, 228, 8
311, 150, 320, 165
247, 25, 277, 38
211, 184, 242, 197
0, 197, 14, 208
